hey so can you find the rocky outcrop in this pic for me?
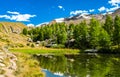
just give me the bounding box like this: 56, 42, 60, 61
0, 47, 17, 77
0, 22, 26, 34
0, 22, 28, 47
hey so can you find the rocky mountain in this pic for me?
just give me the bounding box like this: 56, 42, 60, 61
49, 8, 120, 25
112, 8, 120, 16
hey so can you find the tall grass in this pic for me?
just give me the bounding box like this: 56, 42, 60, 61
13, 52, 45, 77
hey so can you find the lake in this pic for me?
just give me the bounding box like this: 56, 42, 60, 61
35, 53, 120, 77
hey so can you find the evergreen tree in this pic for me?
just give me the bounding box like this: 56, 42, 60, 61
99, 28, 111, 49
73, 21, 89, 49
104, 15, 113, 35
104, 15, 113, 43
22, 28, 28, 35
113, 15, 120, 48
89, 18, 101, 49
38, 29, 44, 41
56, 25, 67, 44
68, 23, 75, 39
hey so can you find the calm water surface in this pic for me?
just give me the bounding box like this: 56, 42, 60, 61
35, 53, 120, 77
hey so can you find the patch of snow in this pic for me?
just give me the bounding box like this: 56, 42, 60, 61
27, 24, 35, 27
102, 12, 113, 15
55, 18, 64, 23
36, 22, 49, 27
76, 13, 91, 19
108, 12, 113, 14
82, 15, 91, 19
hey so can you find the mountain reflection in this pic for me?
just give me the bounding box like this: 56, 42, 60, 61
35, 53, 120, 77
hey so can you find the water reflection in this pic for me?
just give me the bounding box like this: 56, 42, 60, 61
35, 53, 120, 77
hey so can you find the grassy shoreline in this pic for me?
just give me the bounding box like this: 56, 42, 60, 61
10, 48, 80, 55
13, 52, 45, 77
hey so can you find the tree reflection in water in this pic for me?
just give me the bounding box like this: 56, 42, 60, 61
34, 53, 120, 77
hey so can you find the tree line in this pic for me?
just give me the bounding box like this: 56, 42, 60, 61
23, 15, 120, 51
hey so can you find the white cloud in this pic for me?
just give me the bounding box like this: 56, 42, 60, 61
10, 14, 36, 21
0, 11, 36, 22
106, 5, 120, 12
98, 6, 119, 13
58, 5, 65, 11
108, 0, 120, 6
58, 6, 63, 9
89, 9, 95, 12
7, 11, 20, 14
104, 0, 120, 12
98, 0, 120, 13
70, 10, 89, 15
98, 5, 119, 13
69, 0, 120, 16
0, 15, 10, 19
98, 6, 106, 12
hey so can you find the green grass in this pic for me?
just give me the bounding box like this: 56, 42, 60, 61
10, 48, 80, 55
13, 52, 45, 77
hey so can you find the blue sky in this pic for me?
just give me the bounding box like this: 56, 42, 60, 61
0, 0, 120, 26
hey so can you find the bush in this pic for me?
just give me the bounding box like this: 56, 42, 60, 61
26, 43, 30, 46
31, 44, 35, 48
17, 44, 24, 47
22, 28, 28, 35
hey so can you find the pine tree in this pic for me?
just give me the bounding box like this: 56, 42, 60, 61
38, 29, 44, 41
99, 28, 111, 49
89, 18, 101, 49
22, 28, 28, 35
104, 15, 113, 43
73, 21, 89, 49
113, 15, 120, 48
56, 25, 67, 44
68, 23, 75, 39
104, 15, 113, 35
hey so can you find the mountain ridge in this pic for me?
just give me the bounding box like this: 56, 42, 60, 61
42, 8, 120, 25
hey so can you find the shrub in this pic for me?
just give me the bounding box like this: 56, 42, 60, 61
31, 44, 35, 48
26, 43, 30, 46
17, 44, 24, 47
22, 28, 28, 35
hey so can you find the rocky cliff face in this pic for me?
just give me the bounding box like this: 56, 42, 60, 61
0, 47, 17, 77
